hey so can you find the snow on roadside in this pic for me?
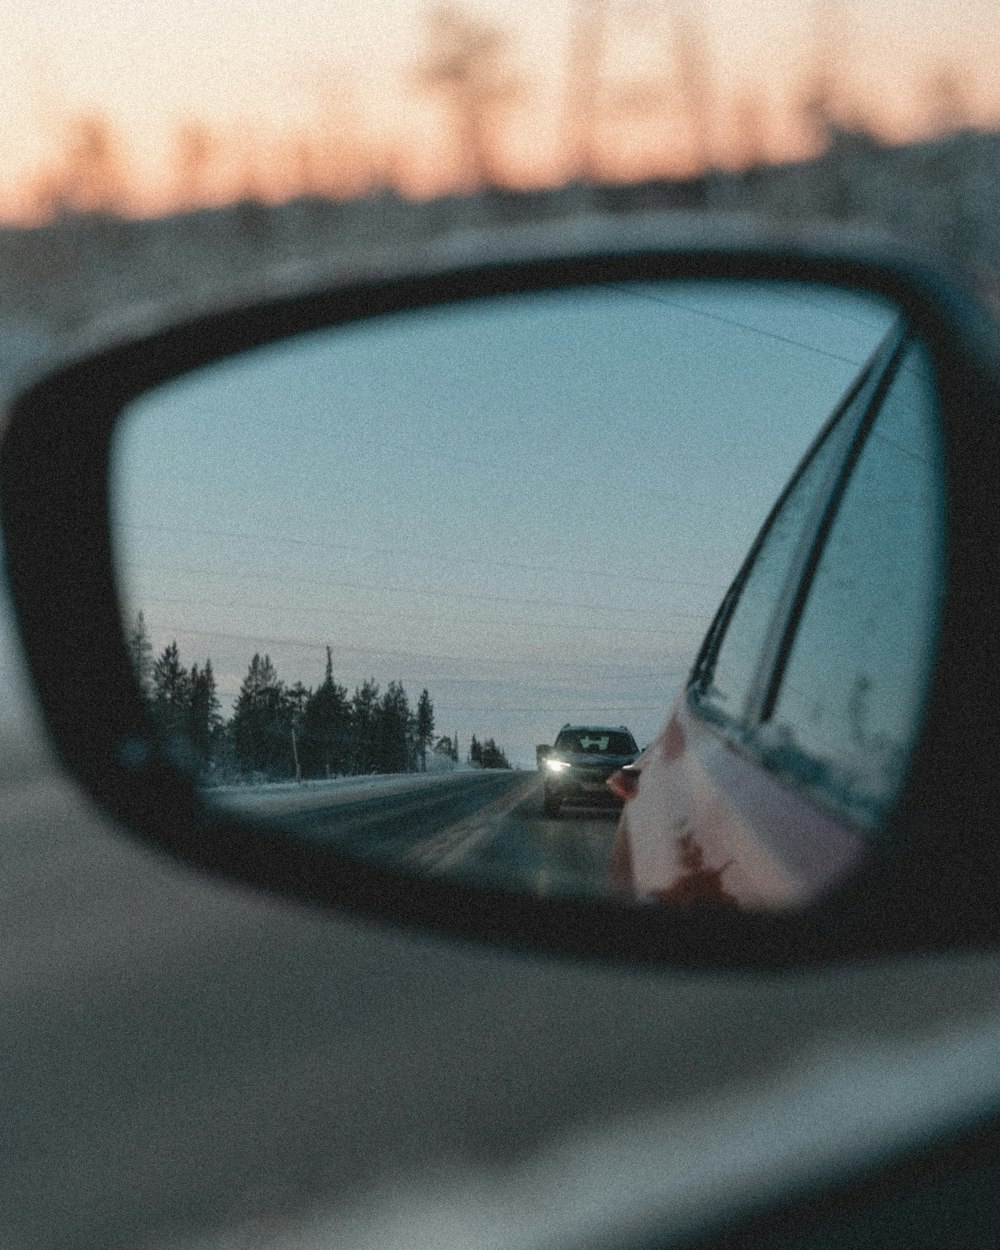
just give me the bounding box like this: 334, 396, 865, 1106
212, 765, 487, 814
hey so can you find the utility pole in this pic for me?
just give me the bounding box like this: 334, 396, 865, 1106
667, 9, 716, 196
563, 0, 607, 183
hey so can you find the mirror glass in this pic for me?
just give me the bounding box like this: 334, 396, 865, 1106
110, 279, 945, 911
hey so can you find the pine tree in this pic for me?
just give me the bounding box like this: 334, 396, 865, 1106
377, 681, 411, 773
230, 653, 293, 779
415, 689, 435, 772
350, 678, 381, 774
151, 640, 190, 739
479, 737, 511, 769
188, 659, 222, 772
469, 734, 482, 765
287, 682, 310, 722
127, 610, 154, 699
300, 647, 349, 778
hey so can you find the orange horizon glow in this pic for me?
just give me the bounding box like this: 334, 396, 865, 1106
2, 0, 998, 226
4, 102, 995, 227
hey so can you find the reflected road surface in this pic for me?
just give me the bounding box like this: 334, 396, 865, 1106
217, 771, 619, 898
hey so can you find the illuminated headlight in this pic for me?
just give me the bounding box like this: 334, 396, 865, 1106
545, 758, 570, 773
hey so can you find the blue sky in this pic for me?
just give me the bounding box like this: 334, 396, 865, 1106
112, 279, 896, 766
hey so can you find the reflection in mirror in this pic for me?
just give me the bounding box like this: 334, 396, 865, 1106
764, 341, 945, 831
110, 280, 943, 912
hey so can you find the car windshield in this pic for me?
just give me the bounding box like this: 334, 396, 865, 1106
557, 731, 636, 755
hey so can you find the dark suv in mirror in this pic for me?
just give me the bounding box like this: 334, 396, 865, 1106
540, 725, 640, 818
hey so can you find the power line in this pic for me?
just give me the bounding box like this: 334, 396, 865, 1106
114, 521, 715, 593
616, 283, 894, 367
136, 594, 710, 640
139, 623, 684, 677
120, 560, 719, 619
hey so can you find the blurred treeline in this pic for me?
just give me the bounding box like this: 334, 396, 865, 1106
4, 122, 997, 352
0, 3, 997, 371
13, 4, 989, 215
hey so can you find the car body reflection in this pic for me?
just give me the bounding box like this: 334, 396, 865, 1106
610, 327, 945, 908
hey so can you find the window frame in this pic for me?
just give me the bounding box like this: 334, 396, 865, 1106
689, 320, 912, 779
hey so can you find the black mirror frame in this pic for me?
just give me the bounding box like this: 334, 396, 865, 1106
4, 216, 1000, 970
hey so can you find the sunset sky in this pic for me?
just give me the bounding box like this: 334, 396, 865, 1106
3, 0, 999, 218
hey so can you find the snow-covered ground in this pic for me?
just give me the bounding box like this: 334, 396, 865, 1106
207, 762, 489, 816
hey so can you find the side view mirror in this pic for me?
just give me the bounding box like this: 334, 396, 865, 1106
3, 218, 1000, 968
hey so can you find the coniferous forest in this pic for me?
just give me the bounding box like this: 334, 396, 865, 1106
126, 612, 510, 783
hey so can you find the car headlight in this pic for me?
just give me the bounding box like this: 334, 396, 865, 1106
545, 758, 571, 773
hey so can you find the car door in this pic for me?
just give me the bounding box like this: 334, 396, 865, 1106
616, 322, 946, 908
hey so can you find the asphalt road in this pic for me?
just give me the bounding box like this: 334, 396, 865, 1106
6, 755, 1000, 1250
219, 771, 620, 898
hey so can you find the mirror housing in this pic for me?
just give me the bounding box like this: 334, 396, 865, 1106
4, 216, 1000, 969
